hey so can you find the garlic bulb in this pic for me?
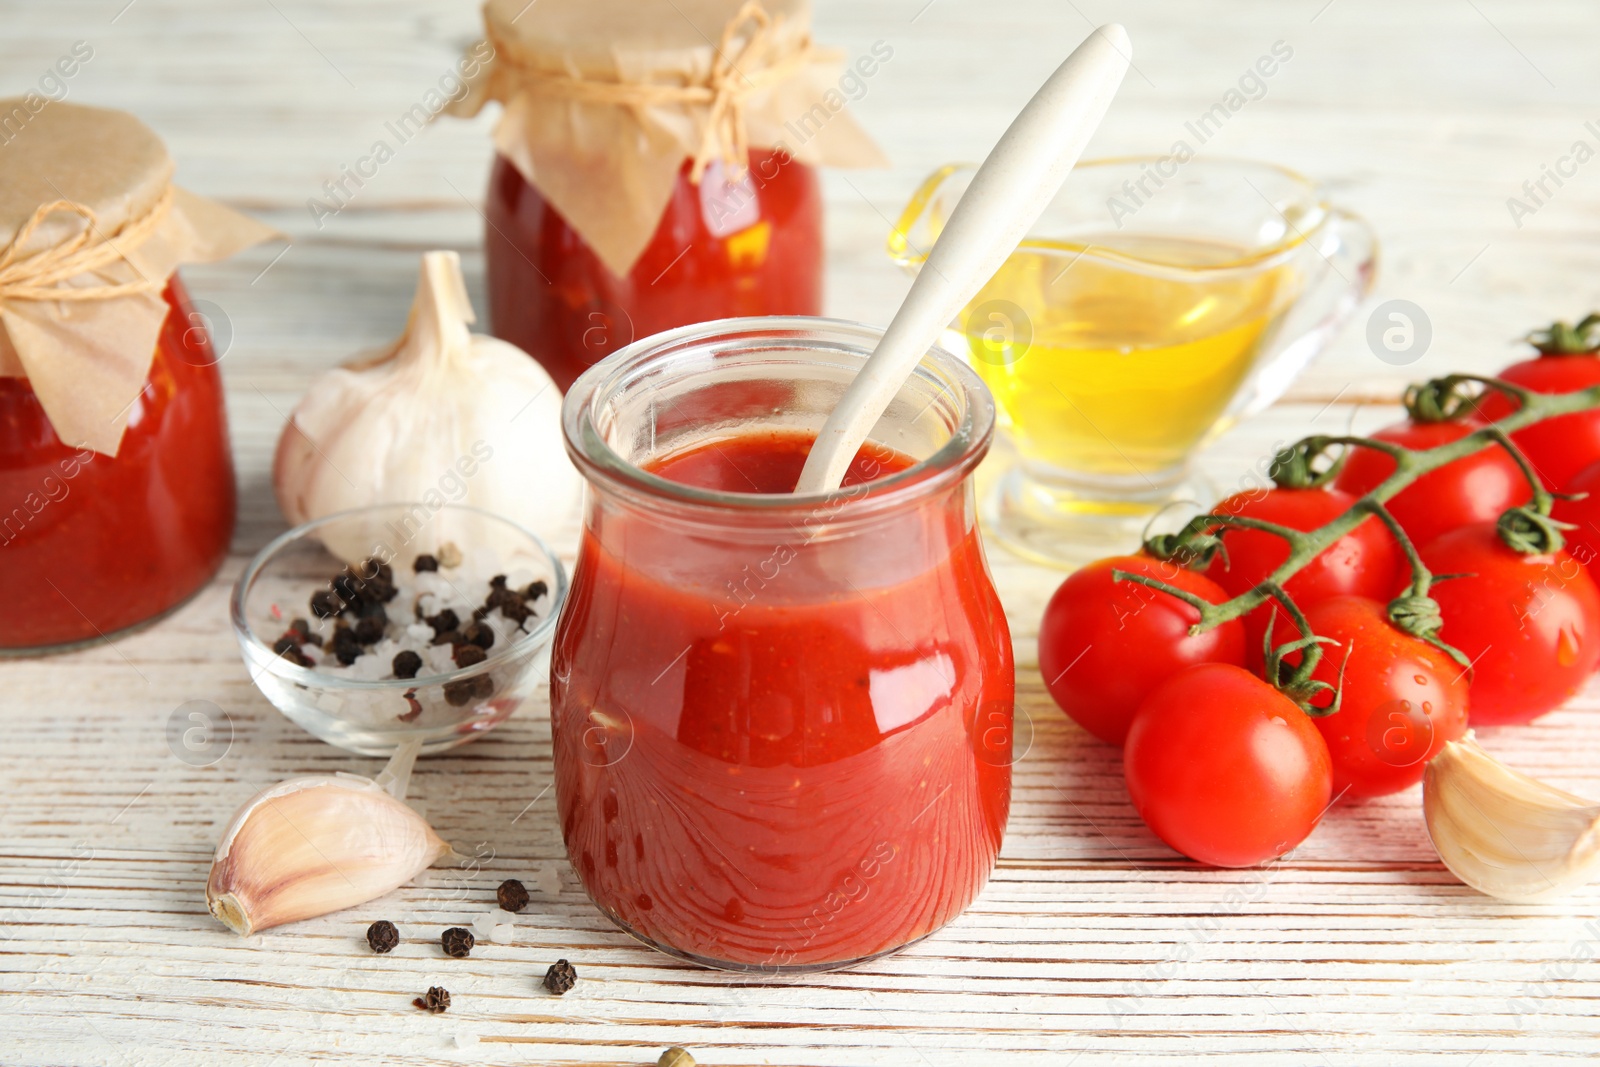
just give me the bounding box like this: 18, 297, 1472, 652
273, 250, 579, 561
207, 773, 451, 936
1423, 733, 1600, 903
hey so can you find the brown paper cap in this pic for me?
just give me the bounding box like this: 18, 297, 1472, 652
497, 0, 813, 76
0, 99, 278, 455
454, 0, 887, 277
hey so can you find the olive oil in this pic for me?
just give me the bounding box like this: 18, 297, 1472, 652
963, 235, 1301, 478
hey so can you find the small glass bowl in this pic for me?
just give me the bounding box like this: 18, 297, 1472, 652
232, 503, 568, 756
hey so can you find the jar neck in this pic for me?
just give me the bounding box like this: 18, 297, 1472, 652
562, 316, 996, 537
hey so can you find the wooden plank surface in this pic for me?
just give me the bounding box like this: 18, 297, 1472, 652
5, 1, 1600, 1063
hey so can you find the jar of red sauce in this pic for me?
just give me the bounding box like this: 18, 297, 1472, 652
553, 318, 1014, 972
0, 98, 273, 652
451, 0, 884, 392
0, 278, 233, 651
485, 149, 822, 393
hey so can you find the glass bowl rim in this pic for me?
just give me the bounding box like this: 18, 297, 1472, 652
231, 502, 569, 692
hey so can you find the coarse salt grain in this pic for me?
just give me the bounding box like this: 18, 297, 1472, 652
350, 653, 384, 681
413, 571, 448, 597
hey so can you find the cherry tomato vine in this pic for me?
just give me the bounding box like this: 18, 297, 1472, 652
1114, 371, 1600, 714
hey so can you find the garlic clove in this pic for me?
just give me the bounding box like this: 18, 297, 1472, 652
1423, 732, 1600, 903
206, 774, 452, 936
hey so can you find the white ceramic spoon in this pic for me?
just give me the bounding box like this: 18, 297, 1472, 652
794, 25, 1132, 494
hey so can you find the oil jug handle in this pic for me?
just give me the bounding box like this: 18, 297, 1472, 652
1222, 206, 1380, 428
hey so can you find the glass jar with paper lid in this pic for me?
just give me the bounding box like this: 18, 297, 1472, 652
448, 0, 886, 392
0, 99, 277, 652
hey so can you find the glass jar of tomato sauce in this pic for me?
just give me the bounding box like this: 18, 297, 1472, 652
553, 317, 1014, 972
0, 276, 234, 651
485, 150, 823, 393
0, 98, 271, 654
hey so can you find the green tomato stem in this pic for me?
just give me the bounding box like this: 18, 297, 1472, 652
1126, 376, 1600, 690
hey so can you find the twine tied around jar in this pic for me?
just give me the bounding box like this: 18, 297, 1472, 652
0, 186, 173, 305
494, 0, 826, 182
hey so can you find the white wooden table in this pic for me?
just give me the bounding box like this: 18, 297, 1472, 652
6, 1, 1600, 1063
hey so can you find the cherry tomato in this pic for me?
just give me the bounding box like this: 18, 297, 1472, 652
1209, 487, 1401, 665
1124, 662, 1332, 867
1292, 596, 1469, 800
1552, 459, 1600, 584
1333, 419, 1530, 550
1477, 355, 1600, 490
1420, 523, 1600, 725
1038, 555, 1246, 746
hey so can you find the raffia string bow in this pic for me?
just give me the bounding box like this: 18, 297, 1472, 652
0, 188, 172, 305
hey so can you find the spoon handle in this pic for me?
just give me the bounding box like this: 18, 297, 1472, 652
795, 25, 1131, 494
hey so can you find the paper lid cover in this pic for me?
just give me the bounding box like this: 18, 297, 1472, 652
0, 99, 278, 455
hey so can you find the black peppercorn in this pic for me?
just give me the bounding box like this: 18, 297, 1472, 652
499, 594, 531, 625
392, 650, 423, 679
496, 878, 530, 913
272, 635, 301, 656
442, 678, 477, 706
440, 927, 475, 958
490, 574, 508, 589
330, 625, 359, 649
354, 615, 385, 645
277, 646, 314, 668
526, 580, 549, 602
414, 986, 450, 1013
310, 589, 341, 620
331, 571, 366, 608
366, 919, 399, 953
543, 958, 577, 995
414, 554, 439, 573
359, 600, 388, 622
426, 608, 459, 635
453, 643, 487, 669
460, 620, 495, 651
474, 673, 495, 699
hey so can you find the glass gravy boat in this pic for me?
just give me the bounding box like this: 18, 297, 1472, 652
890, 157, 1377, 566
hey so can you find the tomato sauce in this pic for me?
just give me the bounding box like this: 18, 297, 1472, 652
551, 431, 1013, 969
0, 277, 235, 651
485, 149, 823, 392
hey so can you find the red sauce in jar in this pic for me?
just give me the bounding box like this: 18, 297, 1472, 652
485, 149, 823, 392
0, 276, 235, 650
551, 431, 1013, 970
